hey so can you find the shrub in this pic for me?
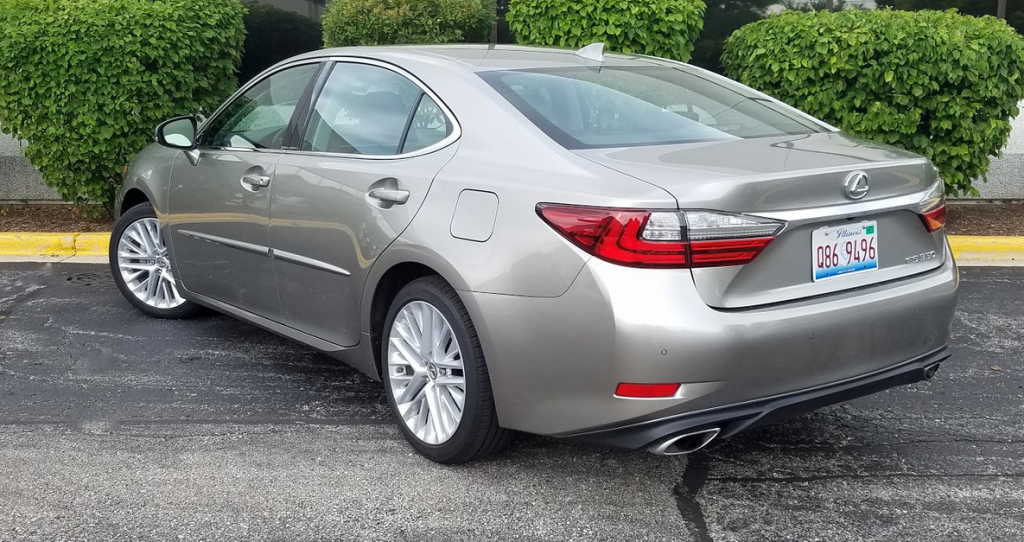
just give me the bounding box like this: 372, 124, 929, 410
0, 0, 246, 208
240, 3, 323, 86
323, 0, 495, 48
506, 0, 706, 62
722, 9, 1024, 195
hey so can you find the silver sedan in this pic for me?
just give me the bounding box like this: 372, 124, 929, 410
110, 44, 958, 463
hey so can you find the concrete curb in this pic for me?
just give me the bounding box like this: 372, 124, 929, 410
0, 232, 1022, 265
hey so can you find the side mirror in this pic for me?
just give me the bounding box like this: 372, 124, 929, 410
156, 115, 198, 150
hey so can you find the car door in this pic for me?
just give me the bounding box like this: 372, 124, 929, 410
166, 61, 322, 319
269, 59, 460, 346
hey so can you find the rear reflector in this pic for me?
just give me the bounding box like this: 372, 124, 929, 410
918, 181, 947, 233
537, 205, 784, 269
615, 383, 681, 398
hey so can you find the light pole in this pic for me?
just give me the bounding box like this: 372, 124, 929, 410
999, 0, 1007, 19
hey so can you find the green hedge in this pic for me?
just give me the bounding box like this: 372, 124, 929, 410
722, 9, 1024, 195
507, 0, 706, 61
0, 0, 246, 208
323, 0, 495, 48
240, 2, 322, 86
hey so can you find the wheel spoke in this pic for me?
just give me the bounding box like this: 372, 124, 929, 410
390, 334, 426, 372
425, 384, 445, 441
434, 374, 464, 387
396, 374, 428, 404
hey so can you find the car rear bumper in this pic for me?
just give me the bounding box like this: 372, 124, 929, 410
464, 243, 958, 438
564, 346, 949, 451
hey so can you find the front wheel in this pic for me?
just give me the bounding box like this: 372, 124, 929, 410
382, 276, 512, 463
109, 203, 201, 319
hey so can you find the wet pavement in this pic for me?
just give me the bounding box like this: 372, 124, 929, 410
0, 263, 1021, 541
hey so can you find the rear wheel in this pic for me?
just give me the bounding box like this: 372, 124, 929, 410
382, 276, 512, 463
109, 203, 201, 319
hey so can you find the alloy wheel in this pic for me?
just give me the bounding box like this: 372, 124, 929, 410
386, 301, 466, 445
116, 218, 185, 310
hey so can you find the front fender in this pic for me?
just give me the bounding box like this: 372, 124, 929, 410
115, 143, 178, 219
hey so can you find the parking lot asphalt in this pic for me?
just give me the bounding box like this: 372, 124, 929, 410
0, 263, 1022, 542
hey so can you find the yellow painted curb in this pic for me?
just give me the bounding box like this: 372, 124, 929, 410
0, 232, 109, 257
74, 233, 111, 257
0, 232, 78, 256
0, 232, 1023, 263
948, 235, 1024, 264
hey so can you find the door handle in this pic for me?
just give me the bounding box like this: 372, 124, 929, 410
241, 173, 271, 191
367, 188, 410, 205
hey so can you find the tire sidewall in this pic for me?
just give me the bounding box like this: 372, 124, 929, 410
381, 280, 482, 462
109, 203, 198, 319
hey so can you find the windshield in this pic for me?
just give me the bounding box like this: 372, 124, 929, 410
480, 66, 827, 149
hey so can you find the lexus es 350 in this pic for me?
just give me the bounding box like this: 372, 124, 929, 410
109, 44, 958, 463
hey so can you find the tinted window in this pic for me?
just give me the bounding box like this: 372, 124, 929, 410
202, 63, 319, 149
401, 95, 452, 154
303, 63, 425, 155
480, 66, 826, 149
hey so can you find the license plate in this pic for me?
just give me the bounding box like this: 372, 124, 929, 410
812, 221, 878, 281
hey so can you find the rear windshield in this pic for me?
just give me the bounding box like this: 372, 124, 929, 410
480, 66, 827, 149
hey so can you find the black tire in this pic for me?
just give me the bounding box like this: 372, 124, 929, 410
382, 276, 513, 464
109, 203, 202, 319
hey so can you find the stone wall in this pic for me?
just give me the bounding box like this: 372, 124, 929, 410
0, 131, 59, 202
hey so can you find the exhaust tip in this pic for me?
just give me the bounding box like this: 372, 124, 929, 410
647, 428, 720, 456
924, 363, 941, 380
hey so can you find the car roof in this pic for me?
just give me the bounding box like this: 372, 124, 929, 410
292, 44, 676, 72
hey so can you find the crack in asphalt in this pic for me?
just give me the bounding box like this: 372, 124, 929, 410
675, 453, 715, 542
0, 283, 46, 318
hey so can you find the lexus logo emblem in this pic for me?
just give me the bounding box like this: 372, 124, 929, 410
844, 171, 870, 200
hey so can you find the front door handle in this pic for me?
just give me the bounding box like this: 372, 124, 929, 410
241, 173, 271, 191
367, 188, 410, 205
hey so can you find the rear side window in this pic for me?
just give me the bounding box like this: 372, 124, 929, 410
480, 66, 826, 149
402, 95, 452, 154
303, 62, 439, 156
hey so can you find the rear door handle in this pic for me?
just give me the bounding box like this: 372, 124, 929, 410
241, 173, 271, 191
367, 188, 410, 205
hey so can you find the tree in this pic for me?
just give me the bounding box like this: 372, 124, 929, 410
892, 1, 1024, 33
779, 0, 850, 10
690, 0, 775, 73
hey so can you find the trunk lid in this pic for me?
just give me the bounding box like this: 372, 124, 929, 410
575, 132, 947, 308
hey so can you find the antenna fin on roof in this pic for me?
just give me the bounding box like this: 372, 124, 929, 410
574, 42, 605, 62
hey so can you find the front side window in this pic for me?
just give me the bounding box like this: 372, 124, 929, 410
480, 66, 827, 149
303, 63, 442, 155
202, 63, 319, 150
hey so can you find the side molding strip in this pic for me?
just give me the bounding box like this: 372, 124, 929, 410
176, 229, 350, 277
271, 248, 351, 277
177, 230, 270, 256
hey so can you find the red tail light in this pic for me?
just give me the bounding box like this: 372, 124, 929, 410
537, 204, 784, 269
615, 383, 681, 398
918, 182, 947, 233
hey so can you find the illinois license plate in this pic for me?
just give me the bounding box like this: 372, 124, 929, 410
812, 221, 878, 281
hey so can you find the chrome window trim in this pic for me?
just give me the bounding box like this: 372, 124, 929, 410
288, 56, 462, 161
196, 59, 326, 151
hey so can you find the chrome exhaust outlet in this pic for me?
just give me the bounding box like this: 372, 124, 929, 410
647, 428, 721, 456
923, 362, 941, 380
